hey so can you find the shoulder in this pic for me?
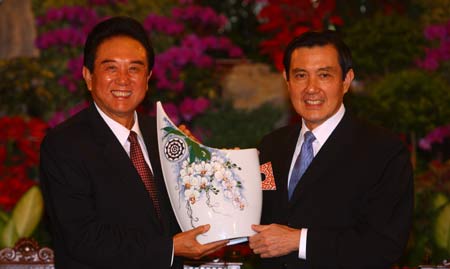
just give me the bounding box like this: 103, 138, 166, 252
346, 114, 409, 158
41, 107, 93, 151
262, 124, 300, 141
137, 112, 156, 126
258, 124, 300, 151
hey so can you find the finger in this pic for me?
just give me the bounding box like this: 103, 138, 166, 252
248, 234, 260, 245
201, 244, 227, 258
202, 239, 228, 250
190, 224, 210, 236
251, 224, 267, 232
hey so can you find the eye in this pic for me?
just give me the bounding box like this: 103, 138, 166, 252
319, 72, 331, 79
105, 65, 117, 72
293, 72, 307, 80
129, 65, 142, 73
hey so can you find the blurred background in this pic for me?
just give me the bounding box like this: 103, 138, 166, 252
0, 0, 449, 267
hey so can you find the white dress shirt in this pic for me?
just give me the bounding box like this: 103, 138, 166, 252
288, 104, 346, 259
94, 103, 153, 172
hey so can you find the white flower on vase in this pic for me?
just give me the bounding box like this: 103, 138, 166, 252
185, 188, 200, 204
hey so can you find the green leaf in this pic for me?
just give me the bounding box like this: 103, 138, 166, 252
0, 210, 9, 223
162, 126, 186, 138
11, 186, 44, 238
0, 219, 18, 248
186, 139, 211, 163
0, 210, 10, 242
434, 203, 450, 251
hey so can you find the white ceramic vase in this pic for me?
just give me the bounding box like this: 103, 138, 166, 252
156, 102, 262, 245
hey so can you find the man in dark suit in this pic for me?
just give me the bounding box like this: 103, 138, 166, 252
249, 31, 414, 268
39, 16, 227, 269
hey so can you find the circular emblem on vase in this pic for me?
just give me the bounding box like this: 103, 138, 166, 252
164, 137, 187, 161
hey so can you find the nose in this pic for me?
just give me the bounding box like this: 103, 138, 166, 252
115, 70, 130, 85
305, 77, 318, 93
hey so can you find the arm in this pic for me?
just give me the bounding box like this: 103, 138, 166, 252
40, 137, 173, 268
253, 128, 414, 268
307, 145, 414, 268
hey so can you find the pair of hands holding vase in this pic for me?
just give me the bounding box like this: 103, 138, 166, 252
174, 126, 298, 260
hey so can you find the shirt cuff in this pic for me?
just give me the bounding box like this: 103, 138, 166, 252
298, 228, 307, 259
171, 244, 174, 266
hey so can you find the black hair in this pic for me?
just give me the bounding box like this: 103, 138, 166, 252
283, 30, 353, 81
83, 16, 154, 73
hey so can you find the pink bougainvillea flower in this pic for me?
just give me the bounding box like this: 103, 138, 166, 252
179, 97, 210, 121
419, 124, 450, 151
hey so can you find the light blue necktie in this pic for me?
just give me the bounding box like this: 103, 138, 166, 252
288, 131, 316, 199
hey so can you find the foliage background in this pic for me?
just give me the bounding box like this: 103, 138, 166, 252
0, 0, 449, 267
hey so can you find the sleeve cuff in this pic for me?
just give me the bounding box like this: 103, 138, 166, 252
298, 228, 307, 259
171, 244, 174, 266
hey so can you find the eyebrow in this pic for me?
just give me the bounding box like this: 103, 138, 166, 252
291, 66, 336, 73
99, 59, 146, 66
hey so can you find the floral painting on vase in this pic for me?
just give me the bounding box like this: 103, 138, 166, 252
156, 101, 262, 245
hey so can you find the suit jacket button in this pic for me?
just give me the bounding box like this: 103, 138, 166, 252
282, 263, 288, 269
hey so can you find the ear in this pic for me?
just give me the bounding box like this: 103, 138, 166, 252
283, 70, 292, 93
146, 70, 152, 91
282, 70, 288, 82
343, 69, 354, 94
82, 66, 93, 92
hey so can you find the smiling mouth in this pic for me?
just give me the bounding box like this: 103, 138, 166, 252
111, 90, 131, 97
305, 99, 323, 105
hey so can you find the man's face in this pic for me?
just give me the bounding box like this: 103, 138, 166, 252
82, 36, 151, 127
284, 44, 354, 130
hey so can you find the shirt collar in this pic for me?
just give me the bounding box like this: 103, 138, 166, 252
300, 104, 346, 146
94, 102, 143, 146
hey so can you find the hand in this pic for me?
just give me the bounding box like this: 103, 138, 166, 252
249, 224, 301, 258
178, 124, 200, 143
173, 224, 229, 260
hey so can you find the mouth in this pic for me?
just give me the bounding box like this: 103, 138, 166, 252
111, 90, 131, 97
304, 99, 323, 105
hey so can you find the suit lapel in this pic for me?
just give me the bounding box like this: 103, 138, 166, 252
289, 113, 354, 205
138, 114, 174, 233
274, 125, 302, 209
87, 105, 163, 229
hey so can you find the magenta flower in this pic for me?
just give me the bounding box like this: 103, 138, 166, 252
47, 111, 66, 128
68, 101, 89, 116
67, 56, 84, 81
424, 24, 447, 40
143, 15, 184, 35
171, 5, 228, 29
416, 19, 450, 71
162, 102, 181, 125
36, 28, 85, 49
88, 0, 128, 6
47, 101, 89, 128
419, 124, 450, 151
179, 97, 210, 121
58, 76, 78, 93
37, 6, 98, 27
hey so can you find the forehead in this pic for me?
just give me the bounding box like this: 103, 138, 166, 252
95, 36, 147, 62
290, 44, 340, 70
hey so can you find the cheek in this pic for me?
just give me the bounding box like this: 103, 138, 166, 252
287, 83, 301, 97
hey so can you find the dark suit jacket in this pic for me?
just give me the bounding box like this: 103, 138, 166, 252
258, 112, 414, 269
40, 104, 182, 269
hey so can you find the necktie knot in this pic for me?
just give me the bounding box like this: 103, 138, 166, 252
304, 131, 316, 145
128, 130, 138, 143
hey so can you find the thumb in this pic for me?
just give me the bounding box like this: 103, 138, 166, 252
191, 224, 210, 235
251, 224, 267, 232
